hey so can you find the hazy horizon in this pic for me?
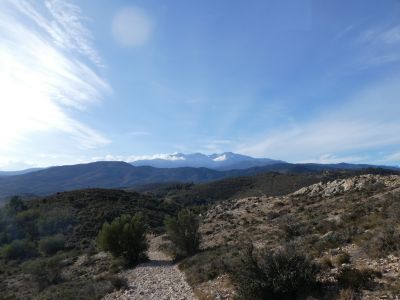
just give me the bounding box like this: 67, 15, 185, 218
1, 0, 400, 170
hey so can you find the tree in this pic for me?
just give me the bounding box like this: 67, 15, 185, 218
97, 213, 148, 263
38, 234, 65, 256
7, 196, 27, 215
0, 239, 37, 260
164, 209, 200, 256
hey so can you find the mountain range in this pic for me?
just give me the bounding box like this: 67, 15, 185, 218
130, 152, 284, 170
0, 152, 398, 203
0, 168, 43, 177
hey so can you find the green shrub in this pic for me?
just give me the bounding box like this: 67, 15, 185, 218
279, 218, 304, 241
23, 256, 64, 290
333, 252, 351, 266
179, 245, 240, 285
164, 209, 200, 257
37, 208, 74, 236
0, 222, 26, 246
320, 256, 333, 269
108, 275, 128, 290
97, 213, 148, 264
0, 239, 37, 260
312, 229, 352, 252
366, 226, 400, 257
14, 209, 40, 239
234, 245, 319, 299
38, 234, 65, 256
336, 267, 378, 290
6, 196, 27, 215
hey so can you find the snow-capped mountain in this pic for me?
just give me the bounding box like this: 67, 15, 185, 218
130, 152, 285, 170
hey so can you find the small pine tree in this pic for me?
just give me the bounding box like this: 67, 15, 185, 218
97, 213, 148, 263
164, 209, 200, 257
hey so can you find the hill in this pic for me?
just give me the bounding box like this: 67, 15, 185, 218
132, 168, 399, 206
178, 174, 400, 299
0, 160, 398, 204
1, 172, 400, 299
0, 161, 228, 202
0, 168, 43, 177
0, 188, 184, 299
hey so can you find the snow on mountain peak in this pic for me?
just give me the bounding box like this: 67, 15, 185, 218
212, 154, 227, 161
130, 152, 283, 170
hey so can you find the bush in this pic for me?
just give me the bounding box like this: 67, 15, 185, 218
179, 245, 241, 285
367, 226, 400, 257
234, 245, 319, 299
23, 256, 63, 290
97, 213, 148, 264
37, 208, 74, 236
337, 288, 357, 300
6, 196, 27, 215
279, 216, 305, 241
320, 256, 333, 269
333, 252, 351, 266
164, 209, 200, 257
14, 209, 40, 239
0, 221, 26, 246
336, 267, 378, 290
38, 234, 66, 256
108, 275, 128, 290
0, 239, 37, 260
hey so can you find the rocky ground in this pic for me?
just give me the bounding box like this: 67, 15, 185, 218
292, 174, 400, 198
189, 174, 400, 299
103, 236, 197, 300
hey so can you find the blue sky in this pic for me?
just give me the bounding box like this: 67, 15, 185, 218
0, 0, 400, 170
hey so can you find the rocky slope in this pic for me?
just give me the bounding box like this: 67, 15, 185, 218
292, 174, 400, 198
181, 174, 400, 299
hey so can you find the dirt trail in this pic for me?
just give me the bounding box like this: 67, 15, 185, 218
103, 236, 197, 300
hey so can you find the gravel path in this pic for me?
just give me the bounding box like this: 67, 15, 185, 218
103, 237, 197, 300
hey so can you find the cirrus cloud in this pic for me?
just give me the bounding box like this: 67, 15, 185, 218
0, 1, 111, 158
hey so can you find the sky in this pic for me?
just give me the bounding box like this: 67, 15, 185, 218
0, 0, 400, 170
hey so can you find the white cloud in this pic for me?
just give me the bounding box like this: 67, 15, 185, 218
0, 161, 37, 171
381, 26, 400, 44
112, 7, 153, 47
362, 25, 400, 45
373, 152, 400, 166
129, 153, 186, 162
384, 152, 400, 162
0, 1, 110, 154
11, 0, 102, 66
298, 154, 369, 164
128, 131, 151, 136
210, 139, 233, 145
356, 24, 400, 67
237, 76, 400, 163
93, 153, 186, 163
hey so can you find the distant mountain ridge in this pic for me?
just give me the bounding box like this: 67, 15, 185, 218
0, 160, 398, 203
0, 168, 43, 177
130, 152, 284, 170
